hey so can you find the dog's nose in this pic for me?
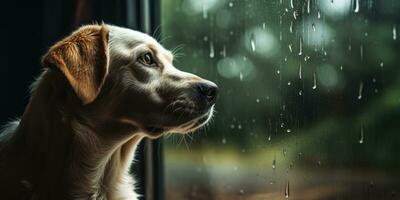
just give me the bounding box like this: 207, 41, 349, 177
196, 82, 218, 104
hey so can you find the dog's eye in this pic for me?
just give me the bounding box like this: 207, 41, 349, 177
138, 53, 156, 66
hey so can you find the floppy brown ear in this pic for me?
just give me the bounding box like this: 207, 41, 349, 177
42, 24, 110, 104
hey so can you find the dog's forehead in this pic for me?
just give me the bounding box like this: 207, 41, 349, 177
107, 25, 171, 59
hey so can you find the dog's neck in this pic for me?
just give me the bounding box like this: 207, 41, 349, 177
16, 70, 142, 199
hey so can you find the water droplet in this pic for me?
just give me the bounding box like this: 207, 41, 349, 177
203, 36, 208, 41
317, 11, 321, 19
222, 137, 227, 144
285, 181, 290, 199
358, 82, 363, 100
307, 0, 311, 14
250, 33, 256, 52
239, 72, 243, 81
221, 45, 226, 57
340, 65, 343, 70
393, 24, 397, 40
293, 11, 298, 20
268, 135, 272, 141
286, 129, 292, 133
360, 45, 364, 61
272, 157, 276, 169
298, 90, 303, 96
288, 44, 293, 53
209, 41, 214, 58
283, 148, 287, 157
202, 4, 208, 19
230, 124, 235, 129
238, 124, 242, 129
290, 0, 294, 9
312, 72, 317, 90
287, 82, 291, 86
359, 125, 364, 144
298, 37, 303, 55
354, 0, 360, 13
277, 70, 281, 74
290, 21, 293, 33
256, 98, 260, 103
262, 22, 266, 30
298, 64, 302, 80
228, 2, 233, 7
312, 23, 316, 31
380, 61, 384, 68
239, 189, 245, 195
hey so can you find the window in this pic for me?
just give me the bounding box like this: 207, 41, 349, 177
161, 0, 400, 199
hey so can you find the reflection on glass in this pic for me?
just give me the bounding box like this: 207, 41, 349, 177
162, 0, 400, 199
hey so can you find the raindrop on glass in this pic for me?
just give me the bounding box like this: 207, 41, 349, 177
221, 45, 226, 57
290, 21, 293, 33
272, 157, 276, 169
307, 0, 310, 14
298, 63, 302, 79
288, 44, 293, 53
312, 72, 317, 90
317, 11, 321, 19
359, 125, 364, 144
380, 61, 384, 68
290, 0, 294, 9
202, 4, 208, 19
285, 181, 290, 199
312, 23, 316, 31
298, 37, 303, 55
250, 33, 256, 52
287, 82, 291, 86
209, 41, 214, 58
262, 22, 266, 30
256, 98, 260, 103
360, 45, 364, 61
299, 90, 303, 96
286, 129, 292, 133
268, 135, 272, 141
228, 2, 233, 7
239, 72, 243, 81
222, 137, 227, 144
393, 24, 397, 40
358, 82, 363, 100
354, 0, 360, 13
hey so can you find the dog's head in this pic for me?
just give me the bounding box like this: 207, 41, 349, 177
41, 24, 218, 137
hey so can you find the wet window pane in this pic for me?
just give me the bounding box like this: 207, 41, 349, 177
161, 0, 400, 199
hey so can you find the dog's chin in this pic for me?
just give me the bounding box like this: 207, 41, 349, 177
169, 106, 214, 134
144, 106, 214, 137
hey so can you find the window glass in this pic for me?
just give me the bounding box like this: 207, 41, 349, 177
161, 0, 400, 199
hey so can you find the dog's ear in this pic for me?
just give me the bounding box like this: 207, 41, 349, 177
42, 24, 110, 104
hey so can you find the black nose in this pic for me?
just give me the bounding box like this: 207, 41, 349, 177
196, 82, 218, 104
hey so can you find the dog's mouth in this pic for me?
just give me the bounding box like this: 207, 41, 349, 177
144, 102, 214, 135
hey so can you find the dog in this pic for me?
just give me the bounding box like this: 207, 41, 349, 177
0, 24, 218, 200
